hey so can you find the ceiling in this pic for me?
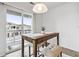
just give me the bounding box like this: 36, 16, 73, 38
44, 2, 66, 9
4, 2, 66, 13
28, 2, 66, 9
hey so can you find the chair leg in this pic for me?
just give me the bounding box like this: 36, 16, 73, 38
60, 52, 62, 57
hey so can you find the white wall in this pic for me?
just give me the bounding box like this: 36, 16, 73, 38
32, 13, 37, 33
33, 13, 43, 33
42, 2, 79, 51
0, 4, 6, 56
43, 10, 56, 32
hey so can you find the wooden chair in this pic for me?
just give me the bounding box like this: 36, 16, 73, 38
27, 41, 48, 57
45, 46, 62, 57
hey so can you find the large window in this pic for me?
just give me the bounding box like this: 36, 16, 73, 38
23, 14, 32, 34
6, 10, 32, 51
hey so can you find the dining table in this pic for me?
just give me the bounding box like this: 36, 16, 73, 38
21, 32, 59, 57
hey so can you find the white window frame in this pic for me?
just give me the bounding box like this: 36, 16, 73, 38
6, 9, 33, 53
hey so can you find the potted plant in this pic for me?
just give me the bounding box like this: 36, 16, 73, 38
41, 27, 45, 34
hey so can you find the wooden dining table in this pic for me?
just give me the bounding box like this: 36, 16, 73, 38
21, 32, 59, 57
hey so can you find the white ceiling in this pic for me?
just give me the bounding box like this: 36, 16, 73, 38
4, 2, 33, 12
28, 2, 66, 9
4, 2, 66, 12
44, 2, 66, 9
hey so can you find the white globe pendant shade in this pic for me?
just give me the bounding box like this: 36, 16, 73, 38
33, 3, 48, 14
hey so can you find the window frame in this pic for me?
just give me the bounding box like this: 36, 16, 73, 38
6, 9, 33, 33
6, 9, 33, 52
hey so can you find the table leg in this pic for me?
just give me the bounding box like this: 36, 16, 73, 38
29, 46, 31, 57
57, 34, 60, 57
22, 38, 24, 57
45, 41, 48, 47
57, 34, 59, 45
38, 47, 39, 55
33, 40, 37, 57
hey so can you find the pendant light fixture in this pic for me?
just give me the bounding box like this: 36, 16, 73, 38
33, 3, 48, 14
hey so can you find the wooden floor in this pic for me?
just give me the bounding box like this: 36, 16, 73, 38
62, 47, 79, 57
5, 46, 79, 57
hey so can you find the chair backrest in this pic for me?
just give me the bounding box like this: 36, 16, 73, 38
46, 46, 62, 57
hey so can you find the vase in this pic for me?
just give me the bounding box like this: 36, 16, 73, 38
41, 31, 45, 34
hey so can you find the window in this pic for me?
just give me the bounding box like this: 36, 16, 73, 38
6, 10, 22, 51
23, 14, 32, 34
6, 10, 32, 52
7, 10, 22, 24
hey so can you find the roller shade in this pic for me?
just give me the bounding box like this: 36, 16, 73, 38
23, 14, 32, 18
7, 10, 21, 16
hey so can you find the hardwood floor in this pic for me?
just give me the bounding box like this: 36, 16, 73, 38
62, 47, 79, 57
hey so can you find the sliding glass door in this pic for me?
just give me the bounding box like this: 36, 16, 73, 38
6, 10, 32, 52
